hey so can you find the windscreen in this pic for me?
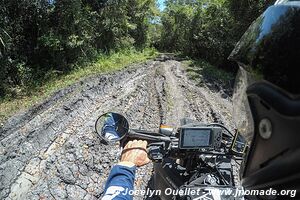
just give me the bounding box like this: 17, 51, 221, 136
232, 67, 256, 144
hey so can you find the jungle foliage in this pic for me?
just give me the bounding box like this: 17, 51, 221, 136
0, 0, 158, 97
0, 0, 275, 98
158, 0, 275, 69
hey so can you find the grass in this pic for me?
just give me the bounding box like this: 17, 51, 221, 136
0, 48, 158, 125
183, 59, 234, 89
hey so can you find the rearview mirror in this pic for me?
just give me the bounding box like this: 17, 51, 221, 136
95, 112, 129, 143
231, 131, 247, 155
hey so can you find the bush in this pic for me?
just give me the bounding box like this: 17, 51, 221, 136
0, 0, 158, 98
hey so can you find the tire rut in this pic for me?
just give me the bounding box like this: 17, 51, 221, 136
0, 59, 234, 200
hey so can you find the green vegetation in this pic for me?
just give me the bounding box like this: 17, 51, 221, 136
158, 0, 274, 69
0, 0, 275, 123
0, 0, 159, 97
0, 48, 157, 124
184, 59, 234, 89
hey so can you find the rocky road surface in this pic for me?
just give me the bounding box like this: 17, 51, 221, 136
0, 57, 234, 200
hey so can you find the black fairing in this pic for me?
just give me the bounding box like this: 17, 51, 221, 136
152, 159, 186, 200
242, 82, 300, 190
229, 4, 300, 94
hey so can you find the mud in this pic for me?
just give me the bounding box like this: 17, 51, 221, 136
0, 57, 234, 200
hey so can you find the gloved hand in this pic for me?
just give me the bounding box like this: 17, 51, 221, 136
120, 140, 150, 167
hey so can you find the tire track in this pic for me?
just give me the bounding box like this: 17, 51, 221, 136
0, 58, 234, 200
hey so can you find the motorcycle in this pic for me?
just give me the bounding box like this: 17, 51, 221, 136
95, 112, 248, 200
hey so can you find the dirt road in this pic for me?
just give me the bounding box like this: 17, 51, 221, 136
0, 57, 234, 200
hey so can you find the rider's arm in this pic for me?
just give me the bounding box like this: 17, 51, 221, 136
102, 162, 136, 200
102, 140, 150, 200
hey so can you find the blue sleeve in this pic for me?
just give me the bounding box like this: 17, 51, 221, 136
102, 165, 136, 200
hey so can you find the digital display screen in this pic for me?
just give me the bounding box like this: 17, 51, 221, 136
181, 129, 211, 148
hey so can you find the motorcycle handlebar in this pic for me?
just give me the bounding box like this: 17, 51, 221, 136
128, 130, 172, 142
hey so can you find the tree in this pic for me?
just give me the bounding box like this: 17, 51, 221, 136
159, 0, 275, 69
0, 0, 158, 97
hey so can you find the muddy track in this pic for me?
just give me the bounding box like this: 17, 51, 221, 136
0, 58, 234, 200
